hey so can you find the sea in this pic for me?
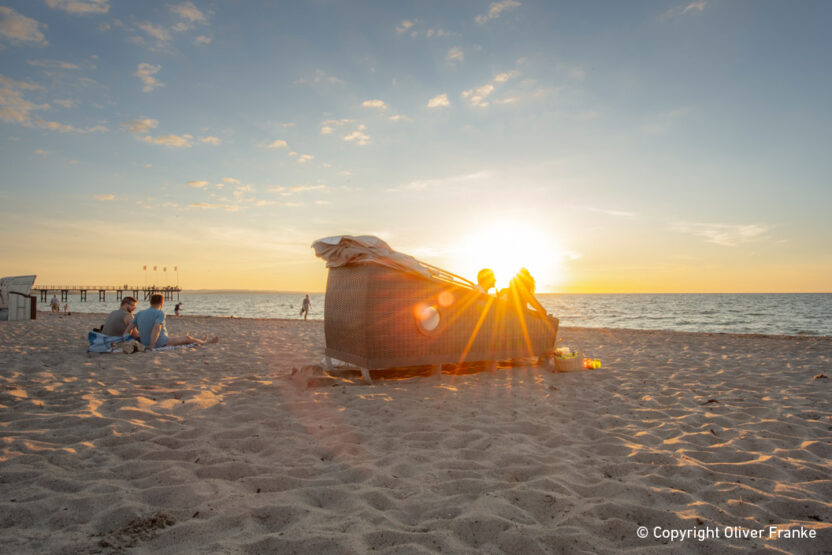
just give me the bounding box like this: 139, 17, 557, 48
58, 292, 832, 337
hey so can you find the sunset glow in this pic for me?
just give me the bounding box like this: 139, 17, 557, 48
0, 2, 829, 293
452, 221, 567, 292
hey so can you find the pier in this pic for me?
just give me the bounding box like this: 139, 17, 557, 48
34, 285, 181, 303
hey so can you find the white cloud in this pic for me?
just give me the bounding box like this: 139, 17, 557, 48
662, 1, 707, 19
294, 69, 344, 85
169, 1, 207, 23
320, 118, 353, 134
35, 149, 48, 155
27, 59, 80, 70
139, 133, 193, 148
446, 47, 464, 63
682, 1, 707, 14
199, 135, 221, 145
425, 28, 450, 38
92, 194, 115, 201
343, 124, 370, 146
493, 71, 516, 83
222, 177, 240, 185
494, 96, 519, 105
475, 0, 522, 24
426, 93, 450, 108
267, 139, 288, 149
187, 180, 209, 188
396, 19, 415, 33
389, 114, 412, 122
135, 63, 163, 92
45, 121, 106, 133
0, 75, 47, 125
0, 6, 47, 46
121, 118, 158, 135
362, 99, 388, 110
189, 202, 221, 209
235, 184, 254, 192
461, 83, 495, 107
290, 184, 325, 192
391, 171, 491, 192
0, 75, 106, 133
288, 152, 314, 163
672, 222, 770, 247
136, 21, 171, 43
194, 35, 211, 46
45, 0, 109, 15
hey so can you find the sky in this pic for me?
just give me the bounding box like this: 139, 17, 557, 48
1, 0, 830, 293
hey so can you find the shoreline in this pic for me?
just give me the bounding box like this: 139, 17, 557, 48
35, 310, 832, 339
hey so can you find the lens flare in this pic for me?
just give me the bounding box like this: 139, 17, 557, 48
413, 303, 440, 333
437, 290, 455, 308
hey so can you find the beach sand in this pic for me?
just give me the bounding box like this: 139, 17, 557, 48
1, 313, 830, 553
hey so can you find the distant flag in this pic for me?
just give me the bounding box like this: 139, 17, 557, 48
143, 265, 146, 270
163, 267, 167, 272
153, 266, 157, 271
174, 266, 177, 271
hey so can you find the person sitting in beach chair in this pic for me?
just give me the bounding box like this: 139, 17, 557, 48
124, 294, 217, 349
475, 268, 496, 295
101, 296, 141, 339
498, 267, 550, 317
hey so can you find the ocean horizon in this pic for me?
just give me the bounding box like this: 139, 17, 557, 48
53, 292, 832, 337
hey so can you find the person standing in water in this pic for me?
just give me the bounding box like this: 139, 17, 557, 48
300, 294, 311, 320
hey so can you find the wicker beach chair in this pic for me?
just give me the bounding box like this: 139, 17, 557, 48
320, 257, 558, 383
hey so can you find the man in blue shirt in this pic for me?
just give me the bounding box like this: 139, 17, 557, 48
125, 294, 217, 349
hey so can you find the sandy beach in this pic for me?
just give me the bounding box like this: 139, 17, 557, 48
1, 313, 830, 553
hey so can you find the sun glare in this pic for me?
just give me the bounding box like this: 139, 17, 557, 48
452, 221, 565, 292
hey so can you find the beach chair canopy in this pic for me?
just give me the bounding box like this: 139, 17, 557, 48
312, 235, 475, 288
312, 235, 432, 278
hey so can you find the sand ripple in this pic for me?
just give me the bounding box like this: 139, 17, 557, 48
1, 315, 830, 553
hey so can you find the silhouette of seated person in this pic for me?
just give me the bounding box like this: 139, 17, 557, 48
474, 268, 496, 295
498, 267, 550, 317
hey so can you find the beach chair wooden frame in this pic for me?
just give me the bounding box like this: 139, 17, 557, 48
323, 264, 558, 383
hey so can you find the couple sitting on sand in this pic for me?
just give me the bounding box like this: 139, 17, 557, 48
474, 267, 552, 318
101, 294, 217, 349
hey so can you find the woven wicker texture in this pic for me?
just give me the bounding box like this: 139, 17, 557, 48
324, 264, 558, 370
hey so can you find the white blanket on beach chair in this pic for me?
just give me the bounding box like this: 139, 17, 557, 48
312, 235, 431, 278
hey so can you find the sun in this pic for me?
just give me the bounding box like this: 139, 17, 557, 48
451, 220, 566, 292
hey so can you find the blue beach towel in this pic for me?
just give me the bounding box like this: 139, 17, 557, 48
87, 331, 197, 353
87, 331, 131, 353
149, 343, 198, 351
